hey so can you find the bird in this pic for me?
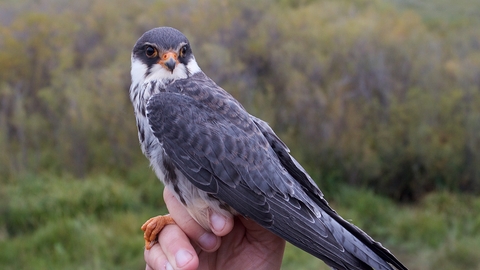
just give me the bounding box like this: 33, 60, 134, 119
129, 26, 407, 270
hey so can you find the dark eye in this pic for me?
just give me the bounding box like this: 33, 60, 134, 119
180, 45, 188, 57
145, 46, 157, 58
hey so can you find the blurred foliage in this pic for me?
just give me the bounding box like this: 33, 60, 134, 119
1, 0, 480, 268
0, 172, 163, 269
328, 187, 480, 270
1, 0, 480, 201
2, 175, 480, 269
3, 174, 138, 236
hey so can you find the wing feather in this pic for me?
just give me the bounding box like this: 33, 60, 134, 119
145, 72, 406, 270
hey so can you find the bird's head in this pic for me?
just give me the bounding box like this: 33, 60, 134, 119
131, 27, 201, 85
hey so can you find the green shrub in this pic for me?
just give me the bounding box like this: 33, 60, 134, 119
3, 174, 141, 236
431, 238, 480, 270
1, 0, 480, 200
0, 174, 161, 269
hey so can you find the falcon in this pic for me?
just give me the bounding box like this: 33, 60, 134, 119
129, 27, 407, 270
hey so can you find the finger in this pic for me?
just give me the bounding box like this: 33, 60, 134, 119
158, 223, 199, 270
144, 241, 168, 270
164, 188, 220, 251
208, 210, 235, 237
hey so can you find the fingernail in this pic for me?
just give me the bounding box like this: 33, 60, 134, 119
175, 249, 193, 268
210, 213, 226, 232
198, 232, 217, 250
165, 261, 173, 270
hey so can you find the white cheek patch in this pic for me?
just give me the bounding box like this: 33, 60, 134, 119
131, 57, 149, 85
186, 57, 202, 75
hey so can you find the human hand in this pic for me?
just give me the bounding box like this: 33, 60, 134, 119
144, 188, 286, 270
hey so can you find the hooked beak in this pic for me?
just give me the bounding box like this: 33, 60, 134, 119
159, 51, 178, 73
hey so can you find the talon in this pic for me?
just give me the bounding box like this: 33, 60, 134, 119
141, 215, 175, 250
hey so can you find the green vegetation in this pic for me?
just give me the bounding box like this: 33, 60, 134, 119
0, 174, 159, 269
1, 0, 480, 269
1, 0, 480, 199
2, 175, 480, 269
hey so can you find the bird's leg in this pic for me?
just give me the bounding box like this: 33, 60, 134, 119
141, 214, 176, 249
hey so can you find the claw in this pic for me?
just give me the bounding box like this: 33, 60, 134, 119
141, 215, 175, 250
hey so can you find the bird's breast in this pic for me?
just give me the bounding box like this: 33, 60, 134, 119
129, 78, 237, 232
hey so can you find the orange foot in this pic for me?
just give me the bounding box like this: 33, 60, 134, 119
141, 214, 175, 250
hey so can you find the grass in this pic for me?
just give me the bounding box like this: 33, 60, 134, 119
1, 174, 480, 269
0, 172, 162, 270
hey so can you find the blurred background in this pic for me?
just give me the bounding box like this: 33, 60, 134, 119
1, 0, 479, 269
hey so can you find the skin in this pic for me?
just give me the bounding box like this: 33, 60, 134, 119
144, 188, 286, 270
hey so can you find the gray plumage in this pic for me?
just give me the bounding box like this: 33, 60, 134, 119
129, 27, 407, 270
